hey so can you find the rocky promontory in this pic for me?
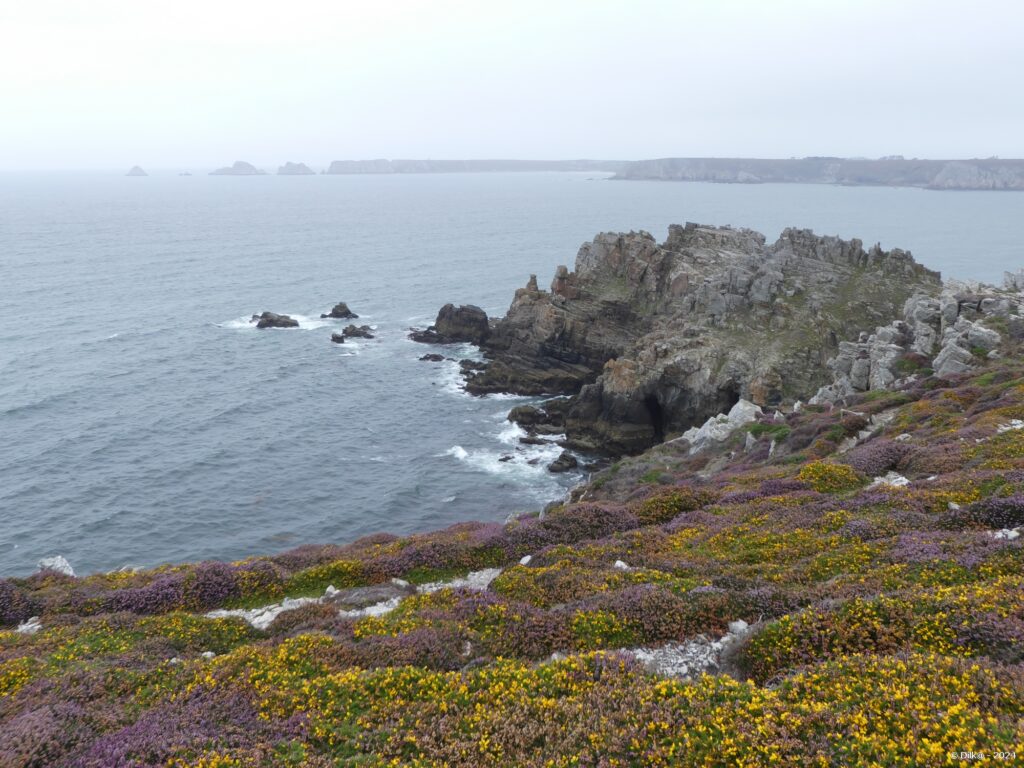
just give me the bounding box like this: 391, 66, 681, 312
417, 223, 943, 454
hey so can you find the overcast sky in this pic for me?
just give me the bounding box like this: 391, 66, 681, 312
0, 0, 1021, 170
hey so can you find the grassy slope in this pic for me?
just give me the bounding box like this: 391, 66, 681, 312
3, 359, 1024, 765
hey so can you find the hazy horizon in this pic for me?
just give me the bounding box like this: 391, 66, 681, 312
2, 0, 1022, 171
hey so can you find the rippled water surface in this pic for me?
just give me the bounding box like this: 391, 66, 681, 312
2, 171, 1021, 576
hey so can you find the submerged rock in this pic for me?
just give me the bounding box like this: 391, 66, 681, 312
321, 302, 358, 319
251, 311, 299, 329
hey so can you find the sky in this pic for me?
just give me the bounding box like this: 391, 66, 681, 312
0, 0, 1021, 170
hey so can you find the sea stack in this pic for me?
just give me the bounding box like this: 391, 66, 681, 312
277, 162, 315, 175
126, 166, 148, 176
210, 161, 266, 176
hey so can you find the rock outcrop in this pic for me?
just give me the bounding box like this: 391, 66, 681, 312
277, 162, 315, 175
210, 161, 266, 176
812, 280, 1022, 403
250, 312, 298, 329
126, 166, 147, 177
321, 302, 358, 319
409, 304, 489, 344
438, 223, 941, 454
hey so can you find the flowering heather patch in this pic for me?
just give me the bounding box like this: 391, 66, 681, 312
4, 358, 1024, 764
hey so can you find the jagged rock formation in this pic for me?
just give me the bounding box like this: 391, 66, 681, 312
210, 161, 266, 176
125, 166, 147, 177
614, 157, 1024, 190
812, 278, 1023, 403
278, 161, 315, 175
342, 325, 375, 339
432, 223, 942, 454
409, 304, 489, 344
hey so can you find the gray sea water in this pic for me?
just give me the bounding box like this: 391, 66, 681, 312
2, 171, 1021, 577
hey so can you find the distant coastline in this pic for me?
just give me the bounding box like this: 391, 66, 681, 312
123, 156, 1024, 190
612, 156, 1024, 190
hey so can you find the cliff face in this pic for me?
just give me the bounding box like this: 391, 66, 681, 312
464, 224, 942, 454
613, 157, 1024, 190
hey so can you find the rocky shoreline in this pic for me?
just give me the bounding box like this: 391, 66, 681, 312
4, 226, 1024, 765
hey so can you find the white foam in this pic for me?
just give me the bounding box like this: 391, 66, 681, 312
446, 446, 469, 461
497, 422, 526, 444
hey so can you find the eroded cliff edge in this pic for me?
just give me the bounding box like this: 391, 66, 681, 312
416, 223, 943, 454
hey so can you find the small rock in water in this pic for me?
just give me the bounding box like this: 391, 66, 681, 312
343, 324, 375, 339
419, 353, 445, 362
330, 333, 346, 344
251, 311, 298, 329
547, 451, 578, 473
321, 302, 358, 319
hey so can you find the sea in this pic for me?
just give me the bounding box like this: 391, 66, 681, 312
1, 171, 1021, 577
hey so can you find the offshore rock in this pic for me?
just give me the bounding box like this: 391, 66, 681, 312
547, 451, 578, 473
410, 304, 489, 344
321, 302, 358, 319
343, 325, 375, 339
455, 223, 941, 454
251, 311, 299, 329
277, 161, 315, 175
126, 165, 148, 177
210, 161, 266, 176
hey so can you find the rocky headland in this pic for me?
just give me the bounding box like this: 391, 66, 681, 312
613, 156, 1024, 190
415, 223, 948, 454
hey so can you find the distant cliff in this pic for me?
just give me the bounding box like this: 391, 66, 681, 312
326, 158, 625, 174
613, 157, 1024, 190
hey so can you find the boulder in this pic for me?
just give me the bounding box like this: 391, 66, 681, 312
251, 312, 299, 329
547, 451, 578, 473
677, 399, 763, 455
321, 302, 358, 319
419, 353, 445, 362
330, 333, 346, 344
